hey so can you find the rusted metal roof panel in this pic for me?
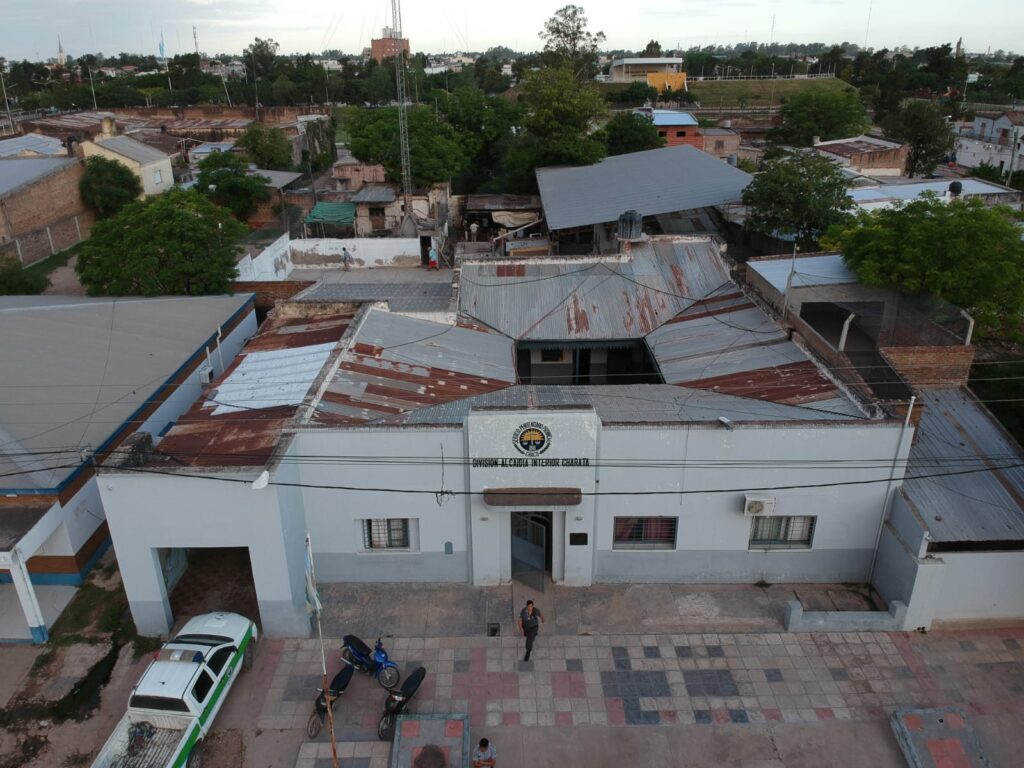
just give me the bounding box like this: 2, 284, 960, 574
903, 388, 1024, 543
458, 237, 730, 341
313, 309, 516, 424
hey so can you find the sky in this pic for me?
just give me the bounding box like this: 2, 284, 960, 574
1, 0, 1021, 62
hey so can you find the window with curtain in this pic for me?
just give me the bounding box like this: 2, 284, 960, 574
613, 517, 677, 550
362, 519, 410, 549
748, 516, 816, 550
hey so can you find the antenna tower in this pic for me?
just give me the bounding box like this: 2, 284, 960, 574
391, 0, 413, 208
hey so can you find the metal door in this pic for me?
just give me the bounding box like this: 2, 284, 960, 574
511, 512, 546, 592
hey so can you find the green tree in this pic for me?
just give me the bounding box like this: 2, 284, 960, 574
539, 4, 606, 80
742, 152, 853, 249
195, 151, 270, 220
827, 196, 1024, 336
76, 189, 246, 296
78, 156, 142, 219
0, 256, 48, 295
235, 123, 294, 170
600, 111, 665, 156
347, 106, 469, 188
642, 40, 662, 58
607, 81, 658, 106
774, 88, 868, 145
881, 101, 955, 176
245, 37, 279, 82
521, 65, 607, 168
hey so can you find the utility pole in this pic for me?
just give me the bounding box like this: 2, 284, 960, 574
193, 26, 200, 57
252, 50, 260, 121
0, 69, 14, 136
391, 0, 413, 210
87, 66, 98, 110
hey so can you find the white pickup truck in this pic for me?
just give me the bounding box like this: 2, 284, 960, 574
91, 612, 257, 768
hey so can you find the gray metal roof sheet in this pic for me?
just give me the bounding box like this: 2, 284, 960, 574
849, 178, 1015, 207
296, 282, 453, 312
0, 295, 252, 490
351, 185, 398, 204
94, 135, 170, 165
747, 254, 858, 293
458, 238, 731, 341
902, 388, 1024, 543
0, 133, 66, 158
254, 169, 303, 189
535, 145, 752, 231
0, 157, 77, 198
381, 384, 862, 427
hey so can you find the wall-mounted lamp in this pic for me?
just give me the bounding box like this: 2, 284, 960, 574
479, 516, 489, 522
574, 514, 585, 521
717, 416, 735, 431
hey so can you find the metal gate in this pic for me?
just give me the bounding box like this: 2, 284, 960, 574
511, 512, 546, 592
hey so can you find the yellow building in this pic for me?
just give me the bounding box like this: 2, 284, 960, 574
647, 72, 688, 94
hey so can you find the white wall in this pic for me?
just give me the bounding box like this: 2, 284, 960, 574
932, 551, 1024, 622
235, 234, 293, 281
289, 238, 421, 268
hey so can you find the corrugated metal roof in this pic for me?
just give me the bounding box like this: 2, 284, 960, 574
296, 282, 451, 312
849, 178, 1015, 209
647, 110, 699, 127
647, 288, 859, 413
351, 184, 397, 204
0, 133, 66, 158
153, 311, 353, 468
313, 308, 516, 424
93, 135, 170, 165
747, 254, 858, 293
254, 169, 302, 189
458, 237, 731, 341
902, 388, 1024, 543
535, 145, 752, 231
0, 157, 77, 198
382, 384, 861, 427
465, 195, 541, 212
0, 295, 252, 489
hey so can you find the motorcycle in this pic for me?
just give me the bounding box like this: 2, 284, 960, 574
340, 634, 401, 689
377, 666, 427, 740
305, 665, 355, 738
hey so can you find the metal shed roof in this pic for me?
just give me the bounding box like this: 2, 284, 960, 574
254, 169, 303, 189
902, 388, 1024, 543
458, 238, 730, 341
747, 254, 858, 293
314, 308, 516, 424
350, 184, 397, 204
0, 157, 77, 198
93, 135, 170, 165
535, 145, 752, 231
0, 133, 66, 158
296, 281, 451, 312
648, 110, 699, 127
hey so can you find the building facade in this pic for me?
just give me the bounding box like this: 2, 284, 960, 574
370, 27, 410, 64
82, 133, 174, 196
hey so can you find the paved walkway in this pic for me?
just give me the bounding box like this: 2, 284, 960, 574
256, 626, 1024, 768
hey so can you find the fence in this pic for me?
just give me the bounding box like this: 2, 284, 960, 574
690, 73, 836, 82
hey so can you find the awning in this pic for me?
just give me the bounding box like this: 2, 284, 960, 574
492, 212, 539, 229
483, 488, 582, 506
305, 202, 355, 226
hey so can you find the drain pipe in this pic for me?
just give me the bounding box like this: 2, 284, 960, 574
838, 313, 856, 352
867, 395, 916, 585
960, 310, 974, 347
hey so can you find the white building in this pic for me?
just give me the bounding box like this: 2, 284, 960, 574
98, 238, 932, 639
609, 57, 684, 83
0, 295, 255, 642
957, 111, 1024, 174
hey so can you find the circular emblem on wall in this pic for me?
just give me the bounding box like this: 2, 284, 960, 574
514, 421, 552, 456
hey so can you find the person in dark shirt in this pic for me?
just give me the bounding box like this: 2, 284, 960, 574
517, 600, 545, 661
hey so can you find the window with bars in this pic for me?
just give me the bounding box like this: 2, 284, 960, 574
612, 517, 677, 550
748, 516, 816, 550
362, 519, 410, 550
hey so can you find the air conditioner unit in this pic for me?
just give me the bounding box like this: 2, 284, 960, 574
743, 494, 776, 517
197, 361, 214, 385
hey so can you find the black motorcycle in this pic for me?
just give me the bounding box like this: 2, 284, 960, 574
377, 666, 427, 740
306, 665, 355, 738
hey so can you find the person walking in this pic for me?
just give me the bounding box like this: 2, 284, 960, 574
517, 600, 544, 661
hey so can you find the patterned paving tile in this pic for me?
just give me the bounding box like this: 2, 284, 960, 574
683, 670, 738, 697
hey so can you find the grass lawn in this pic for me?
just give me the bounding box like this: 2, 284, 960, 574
687, 77, 854, 108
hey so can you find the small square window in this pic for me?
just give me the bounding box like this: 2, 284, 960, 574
153, 169, 163, 184
613, 517, 677, 550
658, 130, 667, 137
748, 516, 816, 550
676, 130, 687, 137
363, 519, 410, 549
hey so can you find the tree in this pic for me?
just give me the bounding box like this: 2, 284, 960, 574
0, 256, 48, 295
76, 189, 246, 296
827, 196, 1024, 336
245, 38, 279, 82
601, 112, 664, 156
235, 123, 294, 170
773, 88, 868, 145
347, 106, 469, 188
78, 156, 142, 219
521, 65, 607, 168
607, 81, 658, 106
195, 151, 270, 220
539, 5, 606, 80
881, 101, 955, 176
642, 40, 663, 58
742, 152, 853, 249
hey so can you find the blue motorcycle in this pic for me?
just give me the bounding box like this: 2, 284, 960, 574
340, 634, 401, 689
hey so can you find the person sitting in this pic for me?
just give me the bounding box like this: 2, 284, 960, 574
472, 737, 496, 768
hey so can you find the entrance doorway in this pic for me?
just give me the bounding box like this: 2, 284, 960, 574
511, 512, 552, 592
167, 547, 260, 631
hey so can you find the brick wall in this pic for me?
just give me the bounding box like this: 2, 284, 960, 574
0, 162, 93, 265
231, 280, 315, 311
879, 346, 975, 389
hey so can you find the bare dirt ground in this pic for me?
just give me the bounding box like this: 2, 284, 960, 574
42, 255, 85, 296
